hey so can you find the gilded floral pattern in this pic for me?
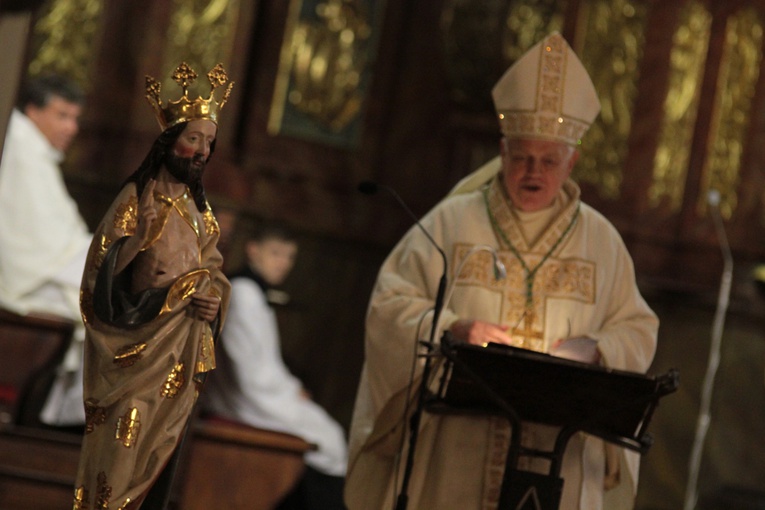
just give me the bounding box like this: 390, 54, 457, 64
72, 485, 89, 510
115, 407, 141, 448
113, 196, 139, 236
163, 0, 239, 84
576, 0, 648, 198
203, 207, 220, 237
700, 7, 763, 219
95, 471, 112, 510
113, 342, 148, 368
84, 398, 107, 434
161, 363, 186, 398
650, 0, 711, 212
455, 244, 595, 352
28, 0, 104, 86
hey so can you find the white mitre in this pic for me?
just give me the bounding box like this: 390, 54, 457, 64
492, 31, 600, 147
449, 32, 600, 196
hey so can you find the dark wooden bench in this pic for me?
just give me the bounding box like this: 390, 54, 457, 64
176, 418, 314, 509
0, 426, 81, 510
0, 419, 312, 510
0, 308, 74, 427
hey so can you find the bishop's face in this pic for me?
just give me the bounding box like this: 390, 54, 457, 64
500, 137, 578, 212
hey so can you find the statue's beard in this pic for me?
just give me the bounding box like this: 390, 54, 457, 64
164, 152, 206, 187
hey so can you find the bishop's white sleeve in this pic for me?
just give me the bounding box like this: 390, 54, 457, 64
589, 231, 658, 373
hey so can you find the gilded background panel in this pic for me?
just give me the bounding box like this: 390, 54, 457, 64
649, 0, 711, 213
28, 0, 104, 87
268, 0, 386, 148
575, 0, 648, 199
440, 0, 564, 110
699, 7, 763, 220
161, 0, 241, 89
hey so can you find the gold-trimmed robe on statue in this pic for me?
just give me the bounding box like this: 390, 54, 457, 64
345, 176, 658, 510
73, 183, 230, 509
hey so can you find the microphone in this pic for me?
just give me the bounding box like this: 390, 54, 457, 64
493, 253, 508, 280
684, 189, 733, 510
358, 180, 447, 510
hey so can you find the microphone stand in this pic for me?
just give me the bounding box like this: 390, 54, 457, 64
683, 190, 733, 510
357, 181, 448, 510
366, 185, 446, 510
358, 182, 508, 510
396, 245, 505, 510
394, 273, 446, 510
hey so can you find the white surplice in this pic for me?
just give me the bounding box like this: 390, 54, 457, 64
0, 109, 92, 425
203, 275, 348, 476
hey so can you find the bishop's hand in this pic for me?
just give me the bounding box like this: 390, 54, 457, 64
448, 319, 514, 347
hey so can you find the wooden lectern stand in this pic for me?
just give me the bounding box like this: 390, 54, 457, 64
427, 333, 679, 510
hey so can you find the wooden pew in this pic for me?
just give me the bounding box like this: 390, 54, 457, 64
0, 419, 312, 510
0, 426, 81, 510
176, 418, 314, 509
0, 308, 73, 427
0, 309, 79, 508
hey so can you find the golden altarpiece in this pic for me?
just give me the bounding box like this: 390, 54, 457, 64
21, 0, 765, 280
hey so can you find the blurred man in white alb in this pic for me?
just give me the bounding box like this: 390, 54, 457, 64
0, 74, 92, 427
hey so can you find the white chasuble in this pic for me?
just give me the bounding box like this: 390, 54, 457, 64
345, 176, 658, 510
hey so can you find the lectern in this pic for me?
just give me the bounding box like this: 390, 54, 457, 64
427, 333, 679, 510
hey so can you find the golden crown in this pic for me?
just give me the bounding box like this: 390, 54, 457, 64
145, 62, 234, 131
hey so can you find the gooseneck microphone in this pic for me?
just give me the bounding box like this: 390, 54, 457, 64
358, 180, 446, 510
